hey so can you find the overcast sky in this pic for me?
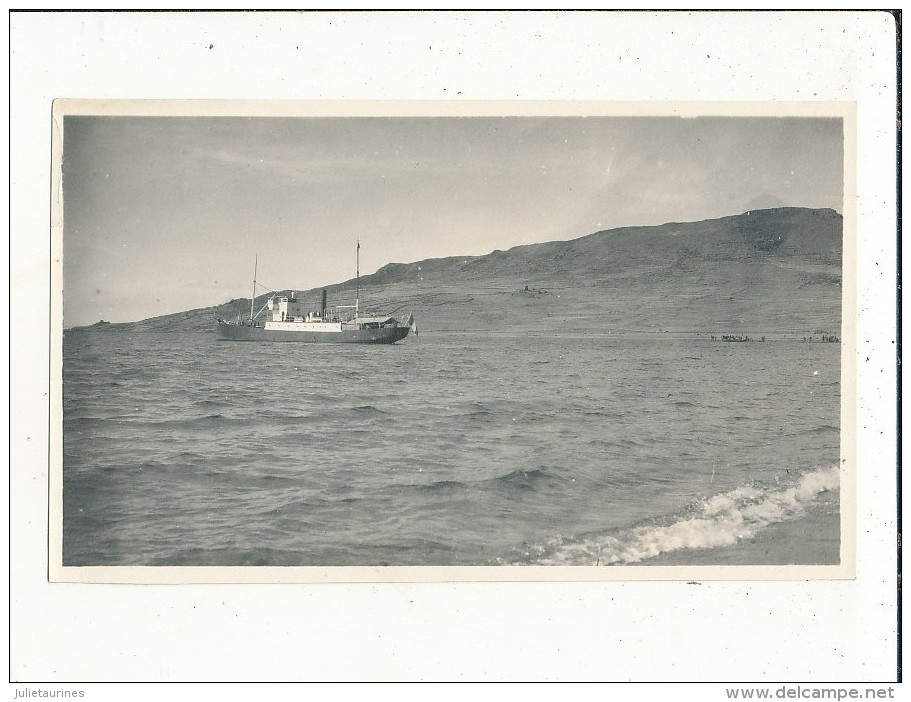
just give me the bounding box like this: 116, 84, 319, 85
61, 114, 843, 326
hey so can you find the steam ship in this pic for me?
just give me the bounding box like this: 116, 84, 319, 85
216, 243, 416, 344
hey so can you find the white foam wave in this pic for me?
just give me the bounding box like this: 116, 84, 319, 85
538, 465, 840, 566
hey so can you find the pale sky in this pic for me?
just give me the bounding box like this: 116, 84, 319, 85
62, 115, 843, 326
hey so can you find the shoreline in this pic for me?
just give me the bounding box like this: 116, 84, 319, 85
639, 488, 841, 567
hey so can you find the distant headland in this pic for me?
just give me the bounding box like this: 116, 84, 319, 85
65, 207, 843, 337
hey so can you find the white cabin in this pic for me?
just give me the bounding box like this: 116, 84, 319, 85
267, 296, 320, 322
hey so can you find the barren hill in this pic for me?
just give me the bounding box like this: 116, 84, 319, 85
69, 207, 843, 337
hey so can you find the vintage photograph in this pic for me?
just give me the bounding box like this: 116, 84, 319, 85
53, 102, 852, 577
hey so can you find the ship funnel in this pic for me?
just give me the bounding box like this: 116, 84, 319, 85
321, 289, 327, 319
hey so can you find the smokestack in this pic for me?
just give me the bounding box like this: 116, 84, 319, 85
321, 289, 327, 319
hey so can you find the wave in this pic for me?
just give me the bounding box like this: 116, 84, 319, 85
581, 409, 627, 420
407, 467, 562, 495
257, 410, 317, 425
461, 401, 493, 419
487, 467, 563, 492
351, 405, 386, 415
146, 546, 312, 567
150, 413, 229, 429
191, 399, 221, 408
528, 465, 840, 565
64, 415, 113, 427
67, 413, 235, 430
416, 478, 469, 494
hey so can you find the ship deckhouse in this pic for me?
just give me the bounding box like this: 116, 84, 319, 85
267, 295, 319, 323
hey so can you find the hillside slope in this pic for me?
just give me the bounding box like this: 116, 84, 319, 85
69, 207, 843, 336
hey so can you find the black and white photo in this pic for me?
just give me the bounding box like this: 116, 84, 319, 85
53, 102, 853, 578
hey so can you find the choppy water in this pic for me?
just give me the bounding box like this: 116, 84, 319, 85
62, 331, 841, 567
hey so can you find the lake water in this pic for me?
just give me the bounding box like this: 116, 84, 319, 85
61, 330, 842, 567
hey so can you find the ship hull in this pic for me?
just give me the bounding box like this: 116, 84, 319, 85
216, 321, 410, 344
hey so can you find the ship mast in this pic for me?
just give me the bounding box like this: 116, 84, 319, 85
250, 253, 257, 324
355, 240, 360, 323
